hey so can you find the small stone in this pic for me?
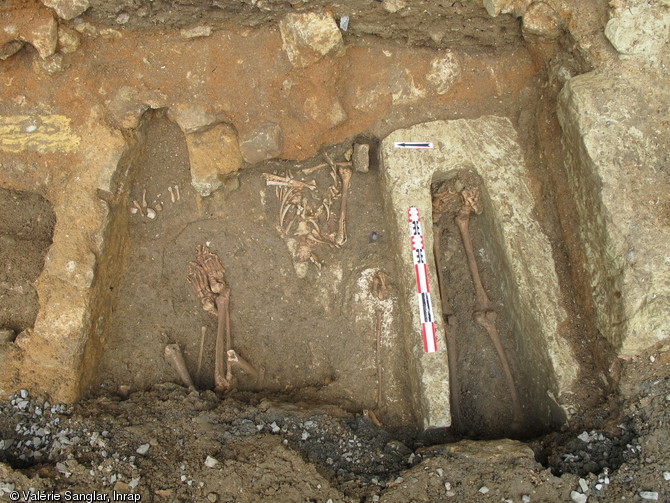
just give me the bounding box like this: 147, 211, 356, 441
115, 12, 130, 24
436, 468, 444, 477
207, 493, 218, 503
595, 484, 603, 491
522, 496, 531, 503
0, 483, 16, 494
479, 486, 489, 494
383, 0, 406, 13
570, 491, 587, 503
38, 53, 64, 74
577, 431, 591, 442
270, 422, 280, 433
640, 492, 659, 501
522, 2, 562, 39
19, 389, 28, 399
663, 471, 670, 480
136, 443, 150, 455
279, 12, 344, 68
339, 16, 349, 31
129, 477, 140, 489
205, 455, 219, 468
579, 478, 589, 492
180, 26, 212, 39
301, 431, 310, 441
353, 143, 370, 173
42, 0, 90, 20
445, 482, 451, 491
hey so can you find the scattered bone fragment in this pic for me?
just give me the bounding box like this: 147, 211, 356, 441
227, 349, 259, 379
155, 202, 163, 212
129, 206, 138, 215
164, 343, 196, 391
132, 200, 144, 216
141, 189, 147, 208
174, 185, 181, 201
168, 186, 175, 203
146, 208, 157, 219
363, 409, 382, 427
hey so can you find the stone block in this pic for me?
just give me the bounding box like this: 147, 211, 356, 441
279, 12, 344, 68
381, 117, 576, 428
239, 122, 282, 164
522, 2, 563, 39
185, 123, 242, 197
41, 0, 89, 20
168, 103, 221, 134
352, 143, 370, 173
557, 67, 670, 355
0, 5, 57, 59
605, 1, 670, 56
426, 52, 461, 95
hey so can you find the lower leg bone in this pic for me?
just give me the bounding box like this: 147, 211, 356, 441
227, 349, 259, 379
455, 188, 522, 423
473, 311, 523, 423
164, 344, 196, 391
335, 165, 353, 246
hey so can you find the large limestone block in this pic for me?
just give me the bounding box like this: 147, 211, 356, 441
279, 12, 344, 68
185, 123, 242, 197
605, 1, 670, 56
381, 117, 576, 429
558, 69, 670, 355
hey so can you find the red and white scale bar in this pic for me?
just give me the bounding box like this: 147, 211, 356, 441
408, 207, 438, 353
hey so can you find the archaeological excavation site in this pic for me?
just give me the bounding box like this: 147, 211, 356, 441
0, 0, 669, 501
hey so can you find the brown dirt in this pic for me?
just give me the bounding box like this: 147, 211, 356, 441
1, 345, 669, 502
1, 0, 668, 502
0, 188, 54, 336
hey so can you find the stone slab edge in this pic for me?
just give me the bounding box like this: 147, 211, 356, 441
557, 70, 670, 355
380, 116, 577, 428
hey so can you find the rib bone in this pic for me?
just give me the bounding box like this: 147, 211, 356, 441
164, 344, 195, 391
335, 165, 353, 246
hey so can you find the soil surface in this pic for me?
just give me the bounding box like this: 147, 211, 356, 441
94, 109, 414, 426
1, 345, 669, 502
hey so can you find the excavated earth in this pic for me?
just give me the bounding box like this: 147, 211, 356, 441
1, 0, 670, 502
